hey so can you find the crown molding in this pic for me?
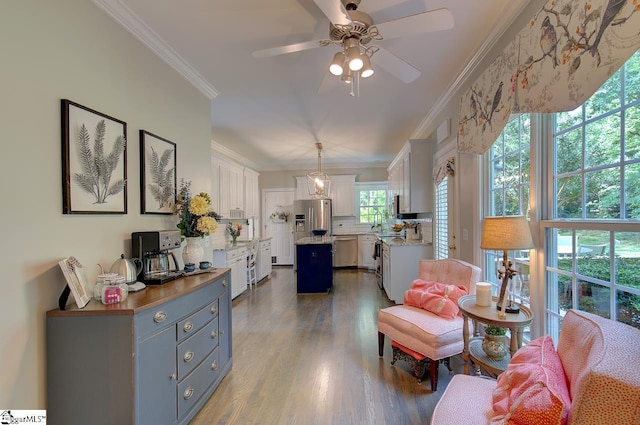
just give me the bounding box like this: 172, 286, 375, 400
92, 0, 219, 100
211, 140, 261, 171
411, 0, 530, 140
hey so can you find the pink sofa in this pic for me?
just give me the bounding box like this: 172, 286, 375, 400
430, 309, 640, 425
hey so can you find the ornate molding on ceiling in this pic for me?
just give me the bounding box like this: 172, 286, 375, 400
92, 0, 219, 100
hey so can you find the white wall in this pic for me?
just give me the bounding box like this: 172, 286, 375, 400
0, 1, 212, 408
417, 0, 548, 265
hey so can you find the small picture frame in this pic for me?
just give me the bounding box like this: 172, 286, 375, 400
58, 256, 91, 309
140, 130, 177, 214
61, 99, 128, 214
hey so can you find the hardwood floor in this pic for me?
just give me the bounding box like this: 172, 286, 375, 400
190, 267, 464, 425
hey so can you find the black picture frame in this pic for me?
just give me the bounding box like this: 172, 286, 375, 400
61, 99, 127, 214
140, 130, 177, 214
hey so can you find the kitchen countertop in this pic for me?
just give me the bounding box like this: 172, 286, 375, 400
212, 237, 272, 252
377, 235, 432, 247
295, 236, 334, 245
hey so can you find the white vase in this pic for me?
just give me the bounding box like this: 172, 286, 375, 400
182, 237, 205, 266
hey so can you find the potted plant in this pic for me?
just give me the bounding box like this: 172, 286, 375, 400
482, 325, 509, 360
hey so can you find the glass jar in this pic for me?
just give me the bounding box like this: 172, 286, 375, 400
95, 273, 119, 301
98, 274, 128, 305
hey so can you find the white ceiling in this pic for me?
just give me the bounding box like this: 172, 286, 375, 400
94, 0, 528, 171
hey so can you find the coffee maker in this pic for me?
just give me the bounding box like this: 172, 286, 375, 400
131, 230, 182, 285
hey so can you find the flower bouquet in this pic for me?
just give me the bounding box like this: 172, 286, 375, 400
226, 222, 243, 243
175, 179, 220, 238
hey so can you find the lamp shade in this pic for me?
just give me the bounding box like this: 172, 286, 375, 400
480, 216, 534, 251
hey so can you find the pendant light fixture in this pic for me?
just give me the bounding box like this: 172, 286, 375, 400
307, 142, 331, 199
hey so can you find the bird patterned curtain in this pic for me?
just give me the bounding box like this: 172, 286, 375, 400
433, 157, 455, 186
458, 0, 640, 155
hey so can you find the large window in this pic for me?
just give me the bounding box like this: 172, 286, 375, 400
546, 50, 640, 333
357, 183, 387, 225
484, 114, 532, 305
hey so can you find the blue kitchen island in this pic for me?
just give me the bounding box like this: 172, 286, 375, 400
295, 236, 334, 294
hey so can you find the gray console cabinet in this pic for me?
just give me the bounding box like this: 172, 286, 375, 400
47, 270, 232, 425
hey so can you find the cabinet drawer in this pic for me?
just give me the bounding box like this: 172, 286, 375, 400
177, 299, 219, 343
177, 346, 220, 420
177, 317, 219, 379
136, 277, 224, 339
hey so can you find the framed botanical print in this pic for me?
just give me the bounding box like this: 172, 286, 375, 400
139, 130, 176, 214
61, 99, 127, 214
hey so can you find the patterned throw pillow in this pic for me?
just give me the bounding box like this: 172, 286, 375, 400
491, 335, 571, 425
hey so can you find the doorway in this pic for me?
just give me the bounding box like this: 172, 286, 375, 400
263, 189, 294, 265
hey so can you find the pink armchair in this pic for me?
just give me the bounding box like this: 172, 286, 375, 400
430, 309, 640, 424
378, 259, 482, 391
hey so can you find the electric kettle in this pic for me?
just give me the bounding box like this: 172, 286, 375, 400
110, 254, 143, 284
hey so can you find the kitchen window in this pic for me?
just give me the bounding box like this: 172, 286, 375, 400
357, 182, 388, 225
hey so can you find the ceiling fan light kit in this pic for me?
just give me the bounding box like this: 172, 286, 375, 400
329, 51, 346, 76
252, 0, 455, 93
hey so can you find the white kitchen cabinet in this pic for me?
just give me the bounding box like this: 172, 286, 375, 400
295, 176, 311, 200
331, 175, 356, 216
244, 168, 259, 218
257, 239, 272, 281
387, 139, 434, 214
221, 162, 244, 217
212, 155, 247, 219
358, 234, 377, 270
213, 245, 248, 299
381, 240, 433, 303
295, 175, 355, 216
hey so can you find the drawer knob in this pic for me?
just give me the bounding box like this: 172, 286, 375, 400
211, 330, 218, 339
153, 311, 167, 323
222, 279, 228, 287
220, 330, 225, 335
183, 351, 194, 362
211, 306, 218, 315
183, 322, 193, 333
170, 373, 177, 380
211, 360, 218, 371
184, 387, 194, 400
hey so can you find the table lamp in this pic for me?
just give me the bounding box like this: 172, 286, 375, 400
480, 216, 534, 313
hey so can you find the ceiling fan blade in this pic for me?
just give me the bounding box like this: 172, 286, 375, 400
375, 8, 454, 40
313, 0, 350, 25
252, 40, 324, 58
371, 47, 420, 83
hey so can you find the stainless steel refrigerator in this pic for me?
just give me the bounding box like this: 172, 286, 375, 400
293, 199, 332, 241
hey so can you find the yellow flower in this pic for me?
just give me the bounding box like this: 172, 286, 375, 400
189, 195, 210, 216
197, 216, 218, 235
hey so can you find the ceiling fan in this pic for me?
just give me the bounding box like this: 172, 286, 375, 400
252, 0, 454, 85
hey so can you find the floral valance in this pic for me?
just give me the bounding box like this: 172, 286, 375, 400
458, 0, 640, 155
433, 157, 455, 186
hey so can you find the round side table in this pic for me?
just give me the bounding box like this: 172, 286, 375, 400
458, 294, 533, 376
